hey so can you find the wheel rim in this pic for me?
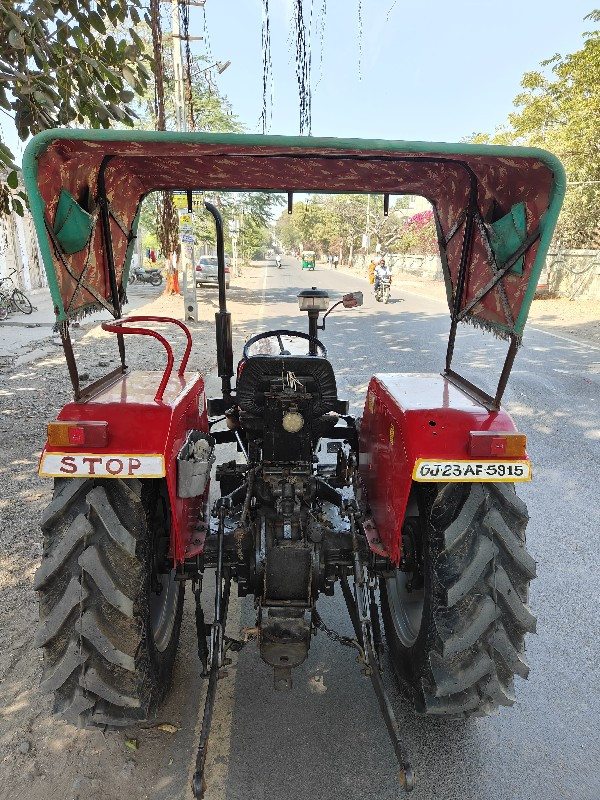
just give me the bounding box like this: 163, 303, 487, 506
13, 290, 32, 313
151, 570, 180, 652
385, 569, 424, 647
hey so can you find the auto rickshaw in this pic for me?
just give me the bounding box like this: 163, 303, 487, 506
302, 250, 316, 270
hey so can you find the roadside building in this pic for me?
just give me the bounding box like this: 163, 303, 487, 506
0, 175, 46, 291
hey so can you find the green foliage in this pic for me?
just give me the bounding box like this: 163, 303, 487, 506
275, 194, 414, 259
140, 190, 281, 262
395, 210, 438, 256
0, 0, 152, 215
466, 11, 600, 247
130, 27, 244, 134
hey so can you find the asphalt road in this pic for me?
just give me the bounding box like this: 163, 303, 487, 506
8, 259, 594, 800
183, 257, 599, 800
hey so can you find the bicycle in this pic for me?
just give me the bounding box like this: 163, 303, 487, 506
0, 269, 33, 320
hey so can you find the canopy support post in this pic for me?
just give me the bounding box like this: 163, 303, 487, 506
445, 181, 476, 373
60, 325, 81, 401
494, 335, 519, 408
98, 157, 126, 370
205, 201, 234, 405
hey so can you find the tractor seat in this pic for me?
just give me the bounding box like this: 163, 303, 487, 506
236, 355, 339, 418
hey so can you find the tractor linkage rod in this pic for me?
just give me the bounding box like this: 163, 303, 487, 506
341, 504, 416, 792
192, 503, 231, 799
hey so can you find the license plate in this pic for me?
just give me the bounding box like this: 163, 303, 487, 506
39, 452, 165, 478
412, 459, 531, 482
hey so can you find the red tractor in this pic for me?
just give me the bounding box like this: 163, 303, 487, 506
23, 131, 564, 796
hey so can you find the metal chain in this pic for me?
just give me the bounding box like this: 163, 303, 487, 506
312, 609, 363, 654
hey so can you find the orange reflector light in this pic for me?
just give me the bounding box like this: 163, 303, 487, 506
469, 432, 527, 458
47, 421, 109, 448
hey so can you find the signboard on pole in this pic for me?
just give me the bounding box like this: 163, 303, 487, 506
173, 191, 204, 210
178, 212, 193, 231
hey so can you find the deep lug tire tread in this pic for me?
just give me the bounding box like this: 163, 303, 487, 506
35, 478, 183, 727
382, 482, 536, 718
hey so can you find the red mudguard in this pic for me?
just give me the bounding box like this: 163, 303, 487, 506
39, 370, 208, 564
359, 374, 526, 565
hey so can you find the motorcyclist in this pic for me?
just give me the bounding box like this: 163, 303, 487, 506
275, 254, 282, 268
374, 258, 390, 292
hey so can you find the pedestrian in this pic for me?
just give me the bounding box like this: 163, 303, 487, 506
333, 255, 339, 269
328, 254, 333, 268
368, 258, 377, 285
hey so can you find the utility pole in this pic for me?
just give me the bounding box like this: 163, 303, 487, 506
172, 0, 198, 320
171, 0, 187, 133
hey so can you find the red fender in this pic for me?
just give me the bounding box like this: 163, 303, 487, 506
39, 369, 208, 564
359, 374, 527, 565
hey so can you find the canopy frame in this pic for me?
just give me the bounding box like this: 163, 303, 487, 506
22, 130, 565, 407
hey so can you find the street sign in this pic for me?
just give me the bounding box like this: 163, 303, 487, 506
178, 212, 192, 230
181, 233, 194, 243
173, 191, 204, 210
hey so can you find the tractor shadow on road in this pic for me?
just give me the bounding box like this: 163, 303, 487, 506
222, 595, 483, 800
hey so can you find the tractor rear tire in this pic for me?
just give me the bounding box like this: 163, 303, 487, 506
381, 482, 536, 717
34, 478, 184, 727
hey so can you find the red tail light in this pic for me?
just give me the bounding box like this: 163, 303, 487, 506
196, 265, 202, 272
47, 421, 109, 447
469, 432, 527, 457
225, 266, 230, 273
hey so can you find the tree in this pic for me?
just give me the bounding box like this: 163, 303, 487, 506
467, 11, 600, 247
0, 0, 152, 215
395, 210, 438, 256
275, 194, 417, 262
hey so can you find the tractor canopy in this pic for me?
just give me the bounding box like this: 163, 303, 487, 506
22, 130, 565, 340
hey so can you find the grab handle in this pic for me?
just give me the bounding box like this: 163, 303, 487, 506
101, 316, 193, 403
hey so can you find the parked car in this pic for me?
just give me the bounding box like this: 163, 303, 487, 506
195, 256, 230, 288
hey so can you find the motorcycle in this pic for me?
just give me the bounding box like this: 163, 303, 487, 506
128, 266, 163, 286
374, 274, 391, 303
275, 256, 282, 269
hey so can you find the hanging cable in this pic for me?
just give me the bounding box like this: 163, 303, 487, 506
292, 0, 312, 135
179, 0, 196, 130
357, 0, 363, 81
260, 0, 273, 134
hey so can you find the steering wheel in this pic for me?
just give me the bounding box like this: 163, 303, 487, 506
242, 329, 327, 359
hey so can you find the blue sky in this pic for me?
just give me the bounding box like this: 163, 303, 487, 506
202, 0, 595, 141
3, 0, 596, 166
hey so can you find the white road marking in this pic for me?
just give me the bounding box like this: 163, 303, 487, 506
527, 326, 600, 351
396, 285, 600, 352
253, 264, 269, 336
